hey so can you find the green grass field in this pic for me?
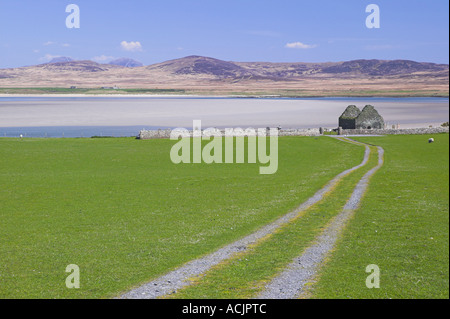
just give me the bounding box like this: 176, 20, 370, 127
0, 136, 363, 298
169, 135, 449, 299
0, 134, 448, 299
167, 145, 381, 299
311, 134, 449, 299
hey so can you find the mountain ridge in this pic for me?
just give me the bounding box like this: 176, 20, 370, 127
0, 56, 448, 96
109, 58, 143, 68
5, 55, 448, 77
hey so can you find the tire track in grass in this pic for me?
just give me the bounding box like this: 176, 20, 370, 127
257, 141, 384, 299
119, 138, 370, 299
168, 154, 377, 299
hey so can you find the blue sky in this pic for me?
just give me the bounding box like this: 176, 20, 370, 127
0, 0, 448, 68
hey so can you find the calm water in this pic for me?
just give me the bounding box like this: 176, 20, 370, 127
0, 96, 448, 138
0, 126, 166, 138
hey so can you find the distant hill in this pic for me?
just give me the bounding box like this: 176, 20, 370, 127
147, 56, 253, 78
146, 56, 448, 79
11, 55, 450, 79
148, 55, 330, 79
321, 59, 448, 76
0, 56, 448, 96
39, 60, 122, 72
47, 56, 74, 64
109, 58, 143, 68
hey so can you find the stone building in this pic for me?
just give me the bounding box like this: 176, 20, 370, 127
338, 105, 361, 129
338, 105, 385, 129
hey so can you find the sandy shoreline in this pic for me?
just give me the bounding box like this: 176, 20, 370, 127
1, 93, 449, 99
1, 96, 448, 130
0, 94, 207, 98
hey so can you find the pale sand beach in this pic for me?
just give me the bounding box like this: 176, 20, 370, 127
0, 94, 201, 98
0, 97, 448, 129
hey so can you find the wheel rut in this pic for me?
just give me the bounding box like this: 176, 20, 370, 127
257, 139, 384, 299
119, 137, 373, 299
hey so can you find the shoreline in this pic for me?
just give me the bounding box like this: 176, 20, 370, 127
0, 94, 203, 98
0, 93, 449, 99
1, 96, 447, 132
0, 128, 448, 140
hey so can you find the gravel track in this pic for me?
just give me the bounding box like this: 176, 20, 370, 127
257, 142, 384, 299
119, 138, 371, 299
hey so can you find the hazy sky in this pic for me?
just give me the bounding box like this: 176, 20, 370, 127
0, 0, 448, 68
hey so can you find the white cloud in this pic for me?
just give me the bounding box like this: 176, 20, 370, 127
62, 43, 71, 47
43, 41, 55, 46
120, 41, 143, 52
285, 42, 318, 49
92, 55, 115, 63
